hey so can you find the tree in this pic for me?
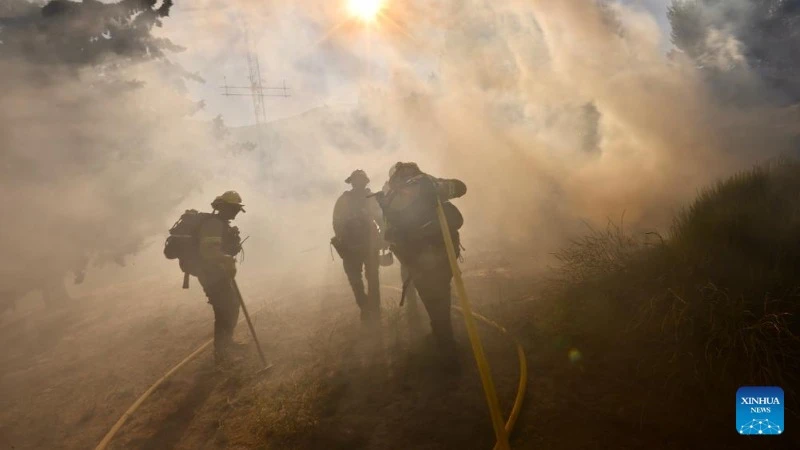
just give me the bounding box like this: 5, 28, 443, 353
0, 1, 208, 306
1, 0, 181, 66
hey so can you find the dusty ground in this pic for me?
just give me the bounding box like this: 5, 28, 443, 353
0, 253, 531, 450
1, 253, 796, 449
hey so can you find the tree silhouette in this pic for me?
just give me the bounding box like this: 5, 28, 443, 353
0, 1, 206, 306
1, 0, 182, 66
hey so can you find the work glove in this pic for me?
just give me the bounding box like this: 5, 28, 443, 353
438, 179, 467, 199
419, 176, 466, 201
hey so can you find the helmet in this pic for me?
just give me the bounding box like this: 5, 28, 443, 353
211, 190, 245, 212
389, 162, 421, 181
345, 169, 370, 184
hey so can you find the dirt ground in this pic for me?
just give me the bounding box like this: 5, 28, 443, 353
0, 253, 529, 450
1, 254, 797, 449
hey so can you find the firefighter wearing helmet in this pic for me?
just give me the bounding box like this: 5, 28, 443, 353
197, 190, 246, 365
331, 170, 386, 323
375, 162, 467, 372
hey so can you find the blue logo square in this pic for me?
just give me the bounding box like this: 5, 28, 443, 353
736, 386, 784, 435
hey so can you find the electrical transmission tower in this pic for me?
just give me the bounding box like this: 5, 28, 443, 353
221, 29, 290, 130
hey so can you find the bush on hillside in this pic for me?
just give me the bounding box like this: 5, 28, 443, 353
552, 158, 800, 399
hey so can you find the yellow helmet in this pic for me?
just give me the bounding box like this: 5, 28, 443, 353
212, 190, 245, 212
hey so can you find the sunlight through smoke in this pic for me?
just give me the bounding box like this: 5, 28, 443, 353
347, 0, 384, 23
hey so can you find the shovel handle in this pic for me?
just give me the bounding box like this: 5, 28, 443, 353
230, 279, 268, 368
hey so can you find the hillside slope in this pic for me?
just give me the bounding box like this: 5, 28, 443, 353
518, 158, 800, 447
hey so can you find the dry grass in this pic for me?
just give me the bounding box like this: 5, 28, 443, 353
247, 312, 352, 449
254, 366, 336, 441
548, 158, 800, 417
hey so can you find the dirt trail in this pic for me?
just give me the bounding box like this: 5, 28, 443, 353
10, 254, 779, 450
0, 254, 536, 450
10, 254, 778, 450
0, 275, 211, 449
108, 275, 527, 450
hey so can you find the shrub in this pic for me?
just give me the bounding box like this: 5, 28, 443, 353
551, 159, 800, 402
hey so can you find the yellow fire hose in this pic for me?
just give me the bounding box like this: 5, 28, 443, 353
94, 282, 277, 450
434, 195, 524, 450
94, 340, 213, 450
96, 286, 528, 450
455, 307, 528, 450
96, 196, 529, 450
385, 283, 529, 450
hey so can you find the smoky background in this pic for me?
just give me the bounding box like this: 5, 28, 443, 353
1, 0, 798, 309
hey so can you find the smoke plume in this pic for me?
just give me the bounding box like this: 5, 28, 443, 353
2, 0, 799, 303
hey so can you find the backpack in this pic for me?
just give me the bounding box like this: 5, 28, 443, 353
332, 190, 380, 249
379, 178, 464, 244
164, 209, 213, 285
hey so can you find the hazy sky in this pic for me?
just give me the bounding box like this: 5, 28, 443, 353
161, 0, 673, 127
8, 0, 798, 286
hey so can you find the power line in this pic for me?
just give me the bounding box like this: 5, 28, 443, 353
220, 27, 291, 174
220, 28, 290, 130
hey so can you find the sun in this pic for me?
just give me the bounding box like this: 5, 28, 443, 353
347, 0, 384, 23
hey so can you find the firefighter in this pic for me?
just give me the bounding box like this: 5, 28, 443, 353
196, 191, 245, 364
332, 170, 385, 323
376, 162, 467, 369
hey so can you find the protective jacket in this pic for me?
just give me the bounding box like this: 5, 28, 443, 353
376, 171, 467, 363
195, 215, 241, 284
332, 188, 384, 252
377, 174, 466, 258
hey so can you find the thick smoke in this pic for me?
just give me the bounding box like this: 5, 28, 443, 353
2, 0, 799, 307
0, 0, 212, 304
202, 0, 800, 255
668, 0, 800, 105
331, 0, 800, 249
205, 0, 800, 261
0, 60, 214, 295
